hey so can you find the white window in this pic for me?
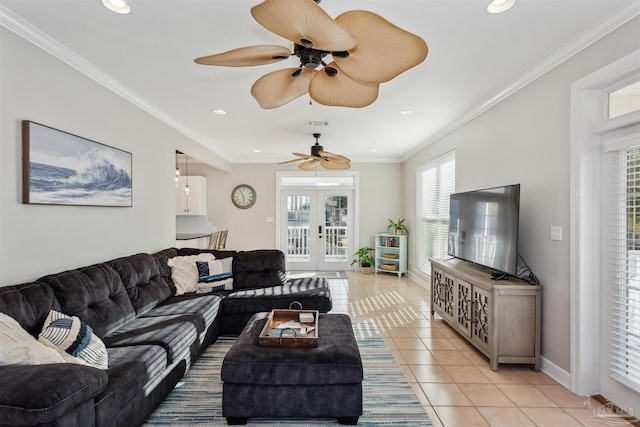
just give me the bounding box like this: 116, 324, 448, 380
608, 145, 640, 393
416, 151, 455, 276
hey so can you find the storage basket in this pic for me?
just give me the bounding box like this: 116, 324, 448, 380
380, 264, 398, 271
382, 253, 397, 259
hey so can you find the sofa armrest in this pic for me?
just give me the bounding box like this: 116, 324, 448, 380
0, 364, 107, 426
233, 250, 287, 290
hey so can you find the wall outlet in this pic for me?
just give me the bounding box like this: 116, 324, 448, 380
550, 226, 563, 241
266, 217, 274, 222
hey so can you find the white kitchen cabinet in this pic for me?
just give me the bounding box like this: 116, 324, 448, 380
176, 176, 206, 215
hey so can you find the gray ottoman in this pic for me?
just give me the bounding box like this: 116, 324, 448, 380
221, 312, 363, 425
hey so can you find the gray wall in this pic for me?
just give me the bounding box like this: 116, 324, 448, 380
402, 16, 640, 373
0, 28, 225, 284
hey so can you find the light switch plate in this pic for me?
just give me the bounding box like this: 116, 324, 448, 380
550, 226, 563, 241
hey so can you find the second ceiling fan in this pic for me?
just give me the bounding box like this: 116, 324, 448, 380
194, 0, 428, 109
280, 134, 351, 170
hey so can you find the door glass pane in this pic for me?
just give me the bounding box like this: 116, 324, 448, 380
324, 195, 348, 262
286, 195, 310, 262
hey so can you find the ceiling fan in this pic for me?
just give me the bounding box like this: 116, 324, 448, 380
280, 134, 351, 170
194, 0, 428, 109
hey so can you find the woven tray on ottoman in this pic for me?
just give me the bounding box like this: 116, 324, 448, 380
221, 312, 363, 425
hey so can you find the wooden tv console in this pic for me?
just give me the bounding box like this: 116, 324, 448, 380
430, 258, 542, 371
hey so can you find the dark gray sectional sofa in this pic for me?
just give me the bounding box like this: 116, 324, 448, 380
0, 247, 332, 427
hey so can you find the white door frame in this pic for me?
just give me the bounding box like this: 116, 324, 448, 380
276, 171, 360, 270
570, 49, 640, 398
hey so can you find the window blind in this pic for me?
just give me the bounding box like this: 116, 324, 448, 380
609, 146, 640, 393
416, 151, 455, 276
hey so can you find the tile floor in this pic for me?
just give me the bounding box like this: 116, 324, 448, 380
325, 271, 638, 427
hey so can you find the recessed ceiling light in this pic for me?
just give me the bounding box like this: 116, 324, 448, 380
254, 149, 262, 153
400, 109, 414, 115
213, 109, 227, 115
370, 149, 378, 153
487, 0, 516, 14
101, 0, 131, 15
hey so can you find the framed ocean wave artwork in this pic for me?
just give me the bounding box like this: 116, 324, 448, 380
22, 121, 132, 207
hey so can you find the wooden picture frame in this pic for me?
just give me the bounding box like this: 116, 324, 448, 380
22, 121, 132, 207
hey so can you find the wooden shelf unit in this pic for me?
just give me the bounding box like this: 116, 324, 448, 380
430, 258, 542, 371
374, 233, 407, 277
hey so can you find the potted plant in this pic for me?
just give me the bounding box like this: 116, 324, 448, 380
351, 246, 375, 274
388, 218, 408, 235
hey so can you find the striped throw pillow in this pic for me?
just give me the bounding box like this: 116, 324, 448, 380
39, 310, 108, 369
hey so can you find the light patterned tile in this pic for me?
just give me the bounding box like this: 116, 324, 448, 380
410, 364, 453, 383
458, 383, 515, 407
443, 365, 492, 384
521, 408, 584, 427
399, 349, 438, 364
420, 383, 473, 407
434, 406, 490, 426
534, 384, 588, 408
497, 384, 558, 408
477, 407, 536, 427
430, 350, 475, 365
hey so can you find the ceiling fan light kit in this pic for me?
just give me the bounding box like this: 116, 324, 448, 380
487, 0, 516, 14
194, 0, 428, 109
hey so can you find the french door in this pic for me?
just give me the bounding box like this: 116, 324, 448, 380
280, 190, 354, 271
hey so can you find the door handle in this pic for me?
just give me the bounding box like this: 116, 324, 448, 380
318, 225, 322, 238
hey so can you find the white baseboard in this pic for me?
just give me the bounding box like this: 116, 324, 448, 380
541, 356, 571, 389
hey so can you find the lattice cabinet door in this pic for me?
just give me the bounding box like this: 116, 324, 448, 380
431, 267, 455, 322
472, 286, 491, 353
455, 279, 472, 338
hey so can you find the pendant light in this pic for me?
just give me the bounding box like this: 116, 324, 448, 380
175, 150, 181, 186
184, 155, 190, 195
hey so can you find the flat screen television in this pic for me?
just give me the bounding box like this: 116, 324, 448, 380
448, 184, 520, 276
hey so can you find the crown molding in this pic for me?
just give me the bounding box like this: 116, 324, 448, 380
0, 5, 232, 172
402, 0, 640, 161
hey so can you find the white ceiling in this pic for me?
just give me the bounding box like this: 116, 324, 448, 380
1, 0, 638, 166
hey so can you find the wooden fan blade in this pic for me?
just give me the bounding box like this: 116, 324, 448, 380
194, 45, 291, 66
318, 150, 350, 164
320, 159, 351, 170
292, 152, 314, 159
299, 159, 320, 170
278, 158, 305, 164
251, 68, 316, 109
334, 11, 428, 84
251, 0, 356, 52
309, 62, 379, 108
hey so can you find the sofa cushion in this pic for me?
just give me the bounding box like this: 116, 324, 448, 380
151, 248, 179, 294
103, 314, 200, 365
40, 263, 136, 338
109, 253, 173, 315
0, 363, 107, 425
232, 249, 287, 290
0, 312, 66, 365
222, 277, 332, 315
94, 344, 167, 427
0, 282, 61, 336
39, 310, 108, 369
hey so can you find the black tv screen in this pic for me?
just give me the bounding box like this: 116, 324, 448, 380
448, 184, 520, 275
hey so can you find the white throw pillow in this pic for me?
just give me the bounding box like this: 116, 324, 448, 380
0, 312, 66, 366
167, 253, 216, 294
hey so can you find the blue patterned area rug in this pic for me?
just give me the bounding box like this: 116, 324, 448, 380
144, 320, 431, 426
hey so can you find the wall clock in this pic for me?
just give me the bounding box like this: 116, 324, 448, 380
231, 184, 256, 209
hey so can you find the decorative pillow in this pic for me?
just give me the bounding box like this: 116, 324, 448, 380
38, 310, 108, 370
0, 312, 66, 366
196, 258, 233, 291
167, 253, 216, 294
